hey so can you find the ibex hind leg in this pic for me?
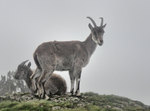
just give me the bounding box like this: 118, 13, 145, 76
36, 55, 55, 98
37, 69, 54, 98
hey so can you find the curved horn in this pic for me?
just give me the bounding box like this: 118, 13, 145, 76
87, 16, 97, 27
20, 60, 29, 66
100, 17, 104, 26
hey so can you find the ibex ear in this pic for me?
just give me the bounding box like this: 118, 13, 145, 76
27, 62, 31, 68
88, 23, 93, 31
102, 24, 106, 29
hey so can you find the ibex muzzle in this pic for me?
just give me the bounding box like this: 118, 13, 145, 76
87, 17, 106, 46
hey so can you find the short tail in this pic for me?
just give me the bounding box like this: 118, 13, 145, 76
33, 52, 41, 70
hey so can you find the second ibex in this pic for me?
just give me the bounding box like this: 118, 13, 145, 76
33, 17, 106, 98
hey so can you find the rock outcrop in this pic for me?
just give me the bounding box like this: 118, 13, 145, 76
0, 72, 29, 96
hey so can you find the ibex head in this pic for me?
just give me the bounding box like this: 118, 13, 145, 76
14, 60, 31, 80
87, 17, 106, 46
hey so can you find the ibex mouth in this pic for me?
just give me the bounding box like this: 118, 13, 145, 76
98, 42, 103, 46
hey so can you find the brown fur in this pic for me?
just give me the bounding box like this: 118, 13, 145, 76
44, 74, 67, 96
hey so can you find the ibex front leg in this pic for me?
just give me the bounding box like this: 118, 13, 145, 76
69, 67, 82, 96
69, 70, 75, 95
75, 69, 82, 96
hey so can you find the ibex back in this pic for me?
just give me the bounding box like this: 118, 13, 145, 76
34, 17, 106, 97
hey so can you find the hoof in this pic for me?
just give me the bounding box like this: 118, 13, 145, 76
38, 92, 45, 99
41, 93, 45, 99
75, 91, 81, 97
45, 95, 49, 100
66, 92, 74, 96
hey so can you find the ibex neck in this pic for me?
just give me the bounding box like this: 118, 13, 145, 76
84, 34, 97, 57
25, 70, 33, 89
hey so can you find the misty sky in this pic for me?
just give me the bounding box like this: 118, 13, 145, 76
0, 0, 150, 105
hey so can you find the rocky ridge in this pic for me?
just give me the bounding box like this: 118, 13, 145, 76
0, 92, 150, 111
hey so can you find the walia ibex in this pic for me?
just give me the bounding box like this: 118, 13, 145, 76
14, 60, 67, 97
33, 17, 106, 97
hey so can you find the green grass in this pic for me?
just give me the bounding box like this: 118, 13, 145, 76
0, 100, 103, 111
83, 92, 149, 111
0, 92, 149, 111
0, 100, 51, 111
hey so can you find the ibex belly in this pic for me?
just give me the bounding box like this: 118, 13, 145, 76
55, 57, 73, 71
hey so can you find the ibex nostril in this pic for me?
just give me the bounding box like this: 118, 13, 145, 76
100, 40, 103, 43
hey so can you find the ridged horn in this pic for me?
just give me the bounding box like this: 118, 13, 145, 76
20, 60, 29, 66
87, 16, 97, 27
100, 17, 104, 26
